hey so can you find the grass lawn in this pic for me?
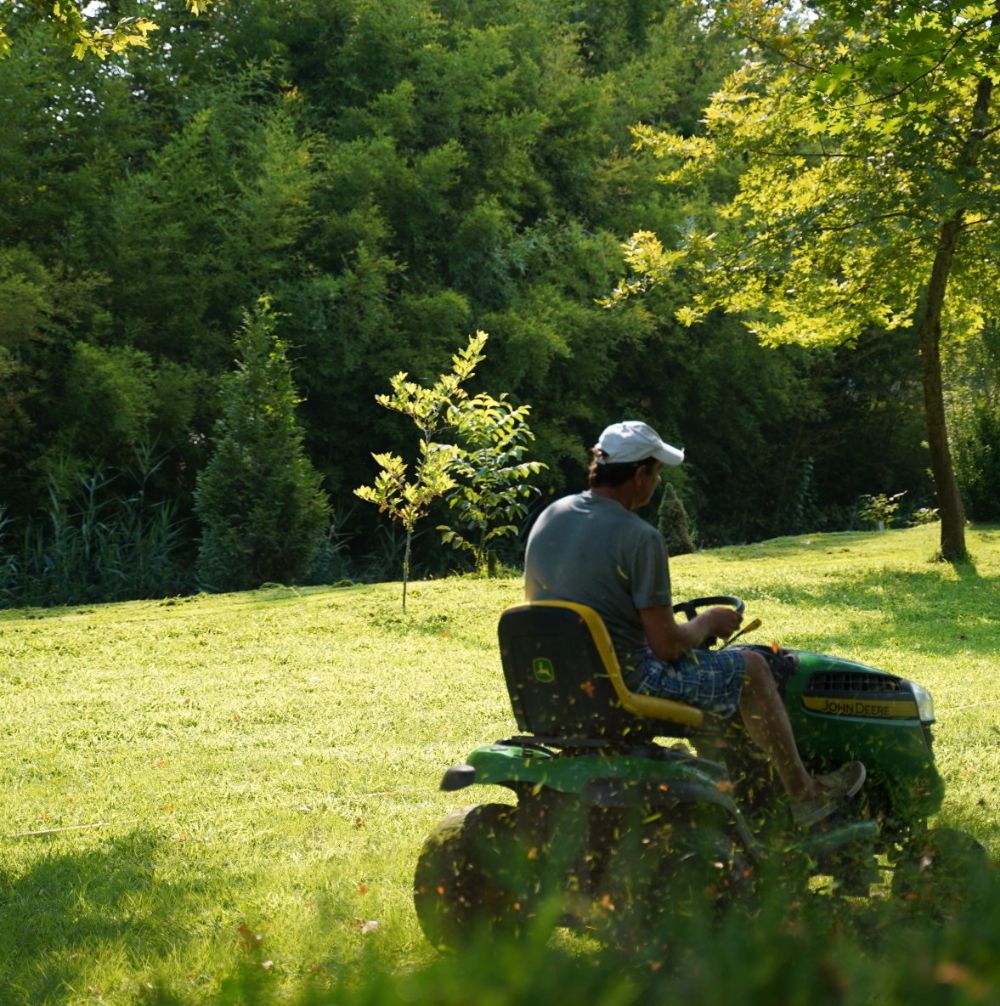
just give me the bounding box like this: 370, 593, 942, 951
0, 524, 997, 1003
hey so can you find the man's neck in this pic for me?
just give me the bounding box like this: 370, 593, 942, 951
591, 485, 636, 511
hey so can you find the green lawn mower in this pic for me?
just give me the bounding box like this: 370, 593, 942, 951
414, 597, 985, 950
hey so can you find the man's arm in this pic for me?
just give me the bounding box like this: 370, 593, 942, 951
639, 605, 743, 662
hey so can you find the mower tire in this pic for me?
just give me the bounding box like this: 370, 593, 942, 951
597, 817, 751, 960
891, 826, 990, 921
413, 803, 539, 950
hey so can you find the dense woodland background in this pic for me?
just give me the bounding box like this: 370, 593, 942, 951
2, 0, 998, 605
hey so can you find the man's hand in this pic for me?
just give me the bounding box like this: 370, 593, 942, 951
699, 605, 742, 643
639, 603, 742, 661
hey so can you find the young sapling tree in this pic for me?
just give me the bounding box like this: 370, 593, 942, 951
355, 334, 487, 609
356, 330, 546, 602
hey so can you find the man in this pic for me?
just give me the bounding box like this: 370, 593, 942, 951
524, 420, 865, 828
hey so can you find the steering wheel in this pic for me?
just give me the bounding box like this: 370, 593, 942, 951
672, 595, 746, 622
671, 595, 746, 649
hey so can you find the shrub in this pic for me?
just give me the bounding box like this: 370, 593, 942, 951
0, 455, 189, 607
858, 491, 907, 530
657, 479, 696, 556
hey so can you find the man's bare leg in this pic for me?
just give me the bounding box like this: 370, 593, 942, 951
737, 651, 816, 801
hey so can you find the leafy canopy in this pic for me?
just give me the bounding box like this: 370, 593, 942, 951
616, 0, 1000, 348
0, 1, 212, 60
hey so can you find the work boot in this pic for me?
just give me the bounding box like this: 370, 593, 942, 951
791, 761, 866, 828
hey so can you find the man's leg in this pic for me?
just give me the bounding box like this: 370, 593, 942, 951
737, 650, 815, 801
637, 644, 860, 814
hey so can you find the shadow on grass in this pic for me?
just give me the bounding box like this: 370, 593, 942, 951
0, 829, 210, 1003
953, 556, 981, 581
741, 565, 1000, 659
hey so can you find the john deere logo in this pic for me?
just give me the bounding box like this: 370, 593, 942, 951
532, 657, 556, 683
803, 696, 918, 719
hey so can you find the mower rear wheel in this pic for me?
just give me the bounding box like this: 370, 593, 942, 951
413, 803, 539, 950
598, 818, 751, 960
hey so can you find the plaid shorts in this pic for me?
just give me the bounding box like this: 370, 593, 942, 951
625, 645, 748, 719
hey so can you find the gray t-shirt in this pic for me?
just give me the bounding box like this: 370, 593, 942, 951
524, 491, 672, 675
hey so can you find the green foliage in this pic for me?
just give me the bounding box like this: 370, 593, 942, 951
858, 491, 907, 530
107, 82, 317, 366
359, 452, 448, 539
0, 1, 210, 60
194, 299, 331, 592
354, 450, 456, 605
911, 507, 940, 527
355, 332, 492, 606
620, 4, 1000, 344
62, 342, 156, 454
953, 404, 1000, 522
805, 329, 930, 520
950, 321, 1000, 523
439, 391, 545, 575
656, 478, 696, 557
0, 248, 50, 470
0, 246, 53, 346
0, 454, 189, 607
357, 330, 546, 590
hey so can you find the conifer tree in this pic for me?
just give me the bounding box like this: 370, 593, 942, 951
195, 299, 330, 591
657, 479, 696, 557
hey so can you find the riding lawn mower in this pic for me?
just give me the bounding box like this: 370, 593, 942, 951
414, 597, 986, 951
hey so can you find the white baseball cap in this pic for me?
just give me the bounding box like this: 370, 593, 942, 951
594, 421, 685, 466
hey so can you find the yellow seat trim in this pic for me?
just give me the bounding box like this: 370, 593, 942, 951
514, 600, 706, 729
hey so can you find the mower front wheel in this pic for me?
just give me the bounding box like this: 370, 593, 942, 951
891, 826, 989, 921
414, 803, 539, 950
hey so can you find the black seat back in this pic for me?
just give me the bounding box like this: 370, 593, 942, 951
498, 601, 704, 741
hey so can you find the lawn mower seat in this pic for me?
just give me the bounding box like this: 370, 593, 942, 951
498, 601, 705, 743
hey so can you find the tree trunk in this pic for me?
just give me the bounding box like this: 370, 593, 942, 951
402, 529, 412, 612
915, 236, 967, 562
914, 64, 996, 562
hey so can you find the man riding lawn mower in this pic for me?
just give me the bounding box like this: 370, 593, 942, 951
414, 422, 985, 950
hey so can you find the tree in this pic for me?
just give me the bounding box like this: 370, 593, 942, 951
439, 390, 545, 575
656, 477, 696, 556
356, 330, 545, 598
194, 298, 330, 592
355, 333, 487, 610
0, 1, 210, 60
618, 0, 1000, 561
